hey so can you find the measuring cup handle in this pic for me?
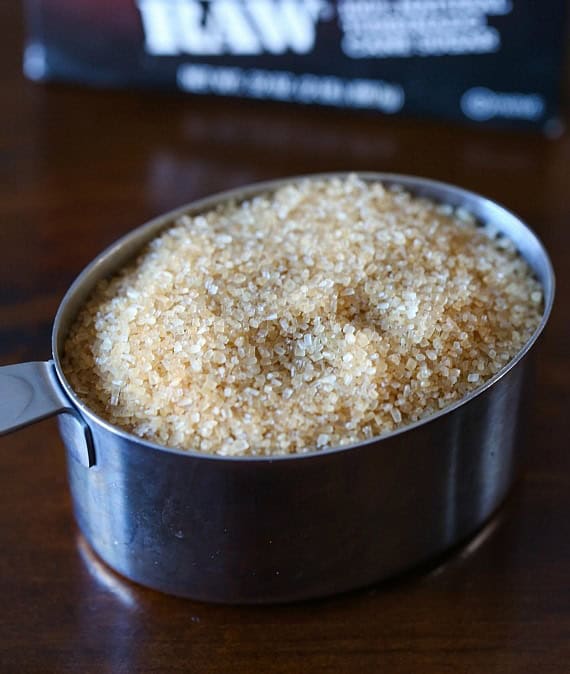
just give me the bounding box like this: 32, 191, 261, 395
0, 361, 95, 467
0, 361, 70, 433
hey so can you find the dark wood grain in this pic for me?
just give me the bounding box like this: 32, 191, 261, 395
1, 3, 569, 673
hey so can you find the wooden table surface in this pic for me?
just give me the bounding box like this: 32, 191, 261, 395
1, 4, 569, 673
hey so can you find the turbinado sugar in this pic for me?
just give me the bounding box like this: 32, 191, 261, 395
63, 176, 543, 456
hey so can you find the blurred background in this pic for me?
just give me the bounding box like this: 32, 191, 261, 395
3, 1, 568, 367
1, 2, 569, 673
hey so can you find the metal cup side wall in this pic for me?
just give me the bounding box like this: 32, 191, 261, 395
46, 172, 553, 603
60, 359, 526, 603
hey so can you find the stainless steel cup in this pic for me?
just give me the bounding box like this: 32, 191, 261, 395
0, 173, 555, 603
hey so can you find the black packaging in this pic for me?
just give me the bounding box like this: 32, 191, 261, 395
24, 0, 568, 132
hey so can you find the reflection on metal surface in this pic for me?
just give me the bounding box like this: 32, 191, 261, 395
77, 535, 139, 610
427, 506, 506, 578
458, 509, 505, 561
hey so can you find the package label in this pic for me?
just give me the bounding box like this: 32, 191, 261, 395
25, 0, 568, 130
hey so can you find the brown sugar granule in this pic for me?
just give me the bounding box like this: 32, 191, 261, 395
62, 176, 543, 456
